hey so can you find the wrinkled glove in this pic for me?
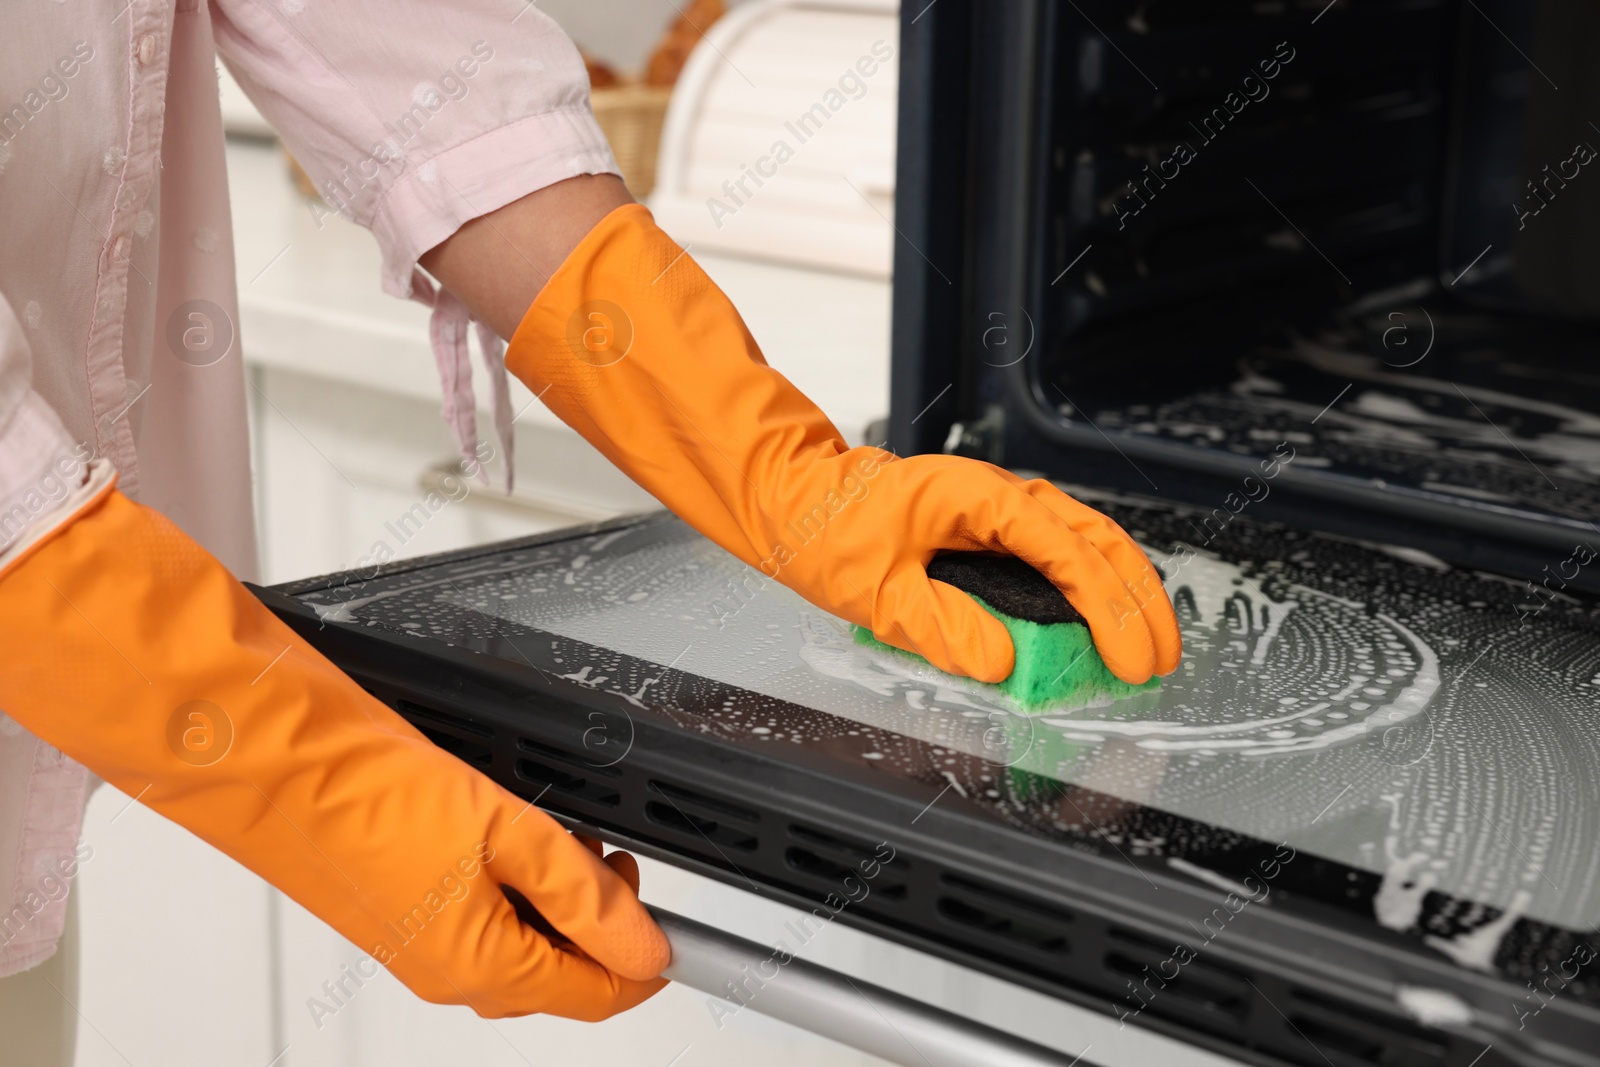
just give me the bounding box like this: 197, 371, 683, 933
0, 481, 669, 1020
506, 204, 1181, 684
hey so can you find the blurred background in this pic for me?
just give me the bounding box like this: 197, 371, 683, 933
62, 2, 1220, 1065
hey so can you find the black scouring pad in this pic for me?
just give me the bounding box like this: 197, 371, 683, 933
852, 552, 1159, 711
925, 553, 1088, 624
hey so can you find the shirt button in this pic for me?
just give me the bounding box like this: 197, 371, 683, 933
137, 34, 157, 66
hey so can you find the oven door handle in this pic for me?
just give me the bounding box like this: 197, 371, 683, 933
651, 906, 1096, 1067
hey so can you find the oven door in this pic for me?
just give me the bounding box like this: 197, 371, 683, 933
258, 493, 1600, 1067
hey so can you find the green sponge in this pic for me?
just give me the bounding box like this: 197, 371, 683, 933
851, 553, 1159, 712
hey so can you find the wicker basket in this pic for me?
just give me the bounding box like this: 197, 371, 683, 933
590, 84, 674, 198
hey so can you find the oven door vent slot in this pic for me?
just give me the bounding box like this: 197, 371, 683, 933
1287, 987, 1450, 1063
935, 874, 1073, 955
515, 759, 622, 809
394, 699, 493, 766
644, 780, 760, 853
516, 736, 624, 779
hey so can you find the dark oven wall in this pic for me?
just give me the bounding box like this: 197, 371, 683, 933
890, 0, 1600, 588
1029, 0, 1454, 391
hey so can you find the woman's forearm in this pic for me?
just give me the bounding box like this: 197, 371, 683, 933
418, 173, 634, 340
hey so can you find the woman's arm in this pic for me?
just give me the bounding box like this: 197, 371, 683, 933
418, 174, 633, 341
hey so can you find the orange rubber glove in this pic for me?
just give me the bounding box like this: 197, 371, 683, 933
506, 205, 1181, 684
0, 481, 668, 1020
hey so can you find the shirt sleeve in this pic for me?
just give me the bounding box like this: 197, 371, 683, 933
0, 294, 95, 567
209, 0, 621, 300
